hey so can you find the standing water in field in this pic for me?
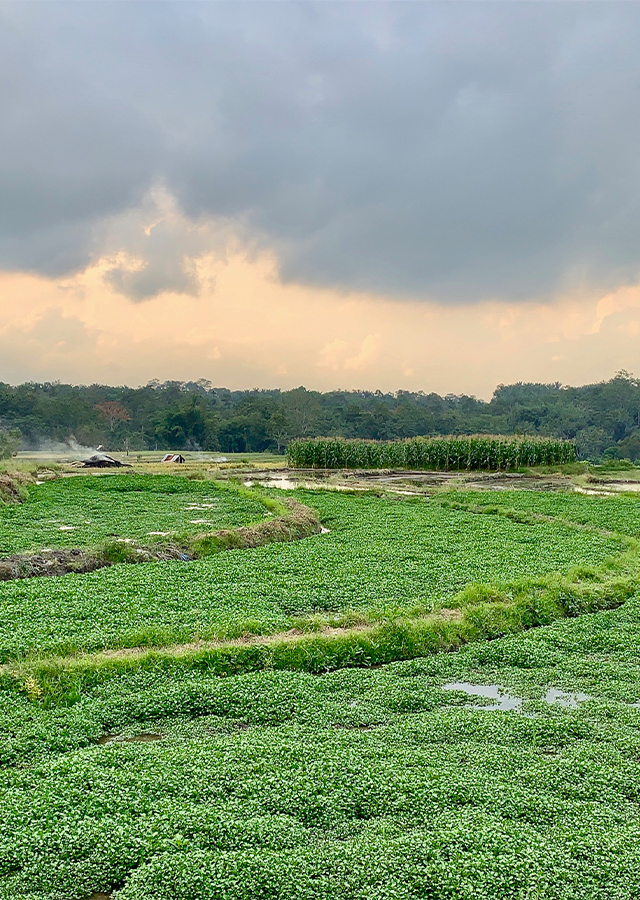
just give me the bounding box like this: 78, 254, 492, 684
442, 682, 524, 711
442, 682, 593, 711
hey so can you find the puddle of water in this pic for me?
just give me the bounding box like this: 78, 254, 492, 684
544, 688, 592, 708
442, 682, 523, 711
573, 486, 617, 496
442, 682, 593, 713
147, 531, 170, 536
189, 519, 212, 525
59, 525, 75, 531
98, 733, 163, 745
244, 477, 367, 492
246, 477, 298, 490
185, 503, 217, 509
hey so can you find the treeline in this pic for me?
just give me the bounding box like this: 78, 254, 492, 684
0, 372, 639, 460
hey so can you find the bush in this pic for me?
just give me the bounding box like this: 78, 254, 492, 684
0, 427, 21, 459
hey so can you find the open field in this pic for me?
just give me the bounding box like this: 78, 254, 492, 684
2, 465, 640, 898
12, 450, 287, 469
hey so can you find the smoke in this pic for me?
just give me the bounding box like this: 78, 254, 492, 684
30, 437, 97, 457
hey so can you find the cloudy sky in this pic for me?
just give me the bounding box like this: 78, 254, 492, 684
2, 1, 640, 397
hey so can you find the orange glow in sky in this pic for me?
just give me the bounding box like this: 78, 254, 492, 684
1, 247, 639, 398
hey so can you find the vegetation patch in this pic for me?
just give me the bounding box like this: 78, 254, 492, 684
4, 474, 640, 897
3, 596, 640, 899
288, 434, 576, 470
0, 490, 624, 664
7, 536, 637, 706
0, 474, 270, 556
0, 497, 320, 582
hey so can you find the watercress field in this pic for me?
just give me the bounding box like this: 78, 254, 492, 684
0, 475, 267, 555
0, 489, 627, 662
2, 470, 640, 899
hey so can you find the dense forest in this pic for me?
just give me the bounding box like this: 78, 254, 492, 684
1, 372, 640, 461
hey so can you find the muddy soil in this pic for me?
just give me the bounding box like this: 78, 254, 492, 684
0, 546, 188, 581
0, 474, 27, 504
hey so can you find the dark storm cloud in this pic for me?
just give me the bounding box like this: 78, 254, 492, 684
2, 1, 640, 301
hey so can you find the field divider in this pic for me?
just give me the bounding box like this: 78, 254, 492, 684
6, 561, 638, 707
434, 495, 640, 548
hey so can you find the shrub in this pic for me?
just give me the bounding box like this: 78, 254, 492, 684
0, 427, 21, 459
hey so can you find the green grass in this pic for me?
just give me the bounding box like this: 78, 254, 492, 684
0, 491, 625, 661
3, 598, 640, 898
0, 475, 267, 555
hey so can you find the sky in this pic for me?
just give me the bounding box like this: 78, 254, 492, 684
1, 1, 640, 399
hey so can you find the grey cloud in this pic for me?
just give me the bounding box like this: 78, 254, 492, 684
105, 223, 206, 300
2, 2, 640, 301
100, 197, 212, 301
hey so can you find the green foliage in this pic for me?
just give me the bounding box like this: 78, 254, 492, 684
0, 474, 266, 555
288, 435, 576, 470
0, 489, 624, 662
17, 572, 636, 706
0, 426, 20, 459
4, 483, 640, 896
3, 597, 640, 898
1, 372, 640, 456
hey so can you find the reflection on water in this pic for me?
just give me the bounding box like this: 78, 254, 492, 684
442, 682, 593, 712
442, 682, 523, 711
243, 477, 367, 492
573, 486, 617, 496
544, 687, 592, 707
574, 481, 640, 496
250, 477, 298, 490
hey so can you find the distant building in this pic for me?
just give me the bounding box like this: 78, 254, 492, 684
161, 453, 185, 463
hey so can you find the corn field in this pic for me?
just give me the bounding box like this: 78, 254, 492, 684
287, 435, 577, 471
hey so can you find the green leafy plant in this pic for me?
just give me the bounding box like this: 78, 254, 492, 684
0, 427, 20, 459
288, 435, 577, 470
